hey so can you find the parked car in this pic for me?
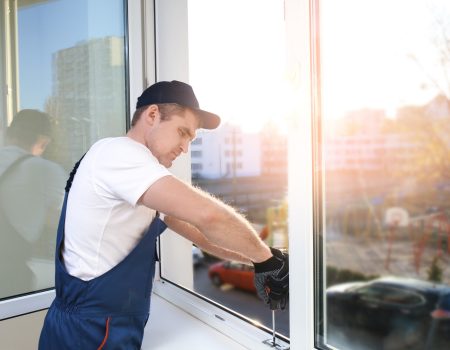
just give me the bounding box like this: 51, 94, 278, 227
208, 261, 256, 293
326, 276, 450, 349
192, 246, 204, 267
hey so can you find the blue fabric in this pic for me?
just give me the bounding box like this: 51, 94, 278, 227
39, 188, 167, 349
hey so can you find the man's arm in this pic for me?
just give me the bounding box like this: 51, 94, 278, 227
138, 175, 271, 263
164, 215, 251, 264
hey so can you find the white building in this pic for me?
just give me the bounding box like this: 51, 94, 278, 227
50, 37, 126, 167
191, 123, 261, 179
324, 133, 416, 171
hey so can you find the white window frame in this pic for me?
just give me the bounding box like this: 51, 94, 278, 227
1, 0, 19, 131
0, 0, 145, 320
1, 1, 318, 349
150, 0, 315, 349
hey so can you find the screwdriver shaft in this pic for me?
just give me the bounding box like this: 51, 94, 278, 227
272, 310, 276, 346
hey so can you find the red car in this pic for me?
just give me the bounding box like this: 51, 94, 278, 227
208, 261, 256, 293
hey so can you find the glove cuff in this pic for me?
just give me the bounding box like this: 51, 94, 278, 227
253, 248, 283, 273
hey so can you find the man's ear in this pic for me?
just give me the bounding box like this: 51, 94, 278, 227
31, 135, 51, 156
144, 105, 160, 125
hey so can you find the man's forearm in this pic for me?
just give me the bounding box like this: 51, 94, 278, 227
165, 215, 252, 264
194, 199, 272, 263
202, 244, 252, 265
139, 176, 272, 262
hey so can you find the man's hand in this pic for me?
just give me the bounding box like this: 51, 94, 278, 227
253, 248, 289, 310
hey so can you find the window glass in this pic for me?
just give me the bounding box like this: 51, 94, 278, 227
316, 1, 450, 349
356, 285, 425, 306
379, 288, 424, 306
0, 0, 127, 300
186, 0, 290, 338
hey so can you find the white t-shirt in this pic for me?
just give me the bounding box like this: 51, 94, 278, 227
62, 137, 171, 281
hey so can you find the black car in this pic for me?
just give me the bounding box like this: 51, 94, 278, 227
326, 276, 450, 350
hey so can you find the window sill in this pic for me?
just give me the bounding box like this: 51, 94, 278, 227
148, 280, 290, 350
143, 293, 247, 349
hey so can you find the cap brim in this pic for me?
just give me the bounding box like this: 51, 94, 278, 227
193, 109, 221, 129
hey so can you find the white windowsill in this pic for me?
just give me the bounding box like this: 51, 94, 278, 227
146, 280, 290, 350
143, 293, 248, 349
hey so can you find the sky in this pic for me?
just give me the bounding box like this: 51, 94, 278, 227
16, 0, 450, 127
188, 0, 287, 132
320, 0, 449, 119
18, 0, 124, 110
188, 0, 450, 127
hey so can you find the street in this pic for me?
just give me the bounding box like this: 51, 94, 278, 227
192, 260, 290, 337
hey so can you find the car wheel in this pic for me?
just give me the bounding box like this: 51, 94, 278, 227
211, 274, 222, 287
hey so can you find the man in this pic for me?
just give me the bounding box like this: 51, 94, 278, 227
0, 110, 66, 298
39, 81, 288, 349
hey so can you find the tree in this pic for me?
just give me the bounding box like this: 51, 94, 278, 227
427, 256, 443, 283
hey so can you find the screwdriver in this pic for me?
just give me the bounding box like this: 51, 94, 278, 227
266, 304, 289, 349
271, 309, 276, 346
263, 309, 278, 348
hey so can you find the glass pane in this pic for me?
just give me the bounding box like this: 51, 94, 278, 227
316, 1, 450, 349
0, 0, 127, 300
188, 0, 290, 338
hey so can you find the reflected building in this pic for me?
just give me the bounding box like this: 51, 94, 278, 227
191, 122, 288, 180
191, 123, 261, 179
191, 123, 288, 222
325, 97, 450, 245
325, 97, 450, 192
46, 37, 126, 169
424, 94, 450, 120
325, 133, 416, 172
260, 122, 287, 178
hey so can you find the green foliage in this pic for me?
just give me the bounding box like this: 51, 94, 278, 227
427, 256, 443, 283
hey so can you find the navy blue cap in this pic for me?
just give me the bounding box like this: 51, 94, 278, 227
136, 80, 220, 129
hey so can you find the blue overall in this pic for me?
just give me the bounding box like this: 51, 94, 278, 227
39, 160, 167, 349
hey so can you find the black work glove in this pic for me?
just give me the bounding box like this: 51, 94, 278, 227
253, 248, 289, 310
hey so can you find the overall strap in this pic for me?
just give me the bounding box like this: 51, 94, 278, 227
65, 155, 85, 193
0, 154, 33, 183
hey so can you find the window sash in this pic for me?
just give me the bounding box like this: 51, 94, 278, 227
0, 0, 136, 317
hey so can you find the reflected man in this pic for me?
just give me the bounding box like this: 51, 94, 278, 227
0, 109, 66, 298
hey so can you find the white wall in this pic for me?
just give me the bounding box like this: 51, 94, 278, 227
0, 311, 46, 350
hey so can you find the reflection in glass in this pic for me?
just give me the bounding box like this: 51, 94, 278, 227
0, 0, 126, 300
188, 0, 290, 337
0, 110, 66, 298
316, 1, 450, 349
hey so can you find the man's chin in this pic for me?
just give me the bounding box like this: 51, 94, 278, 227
157, 158, 171, 168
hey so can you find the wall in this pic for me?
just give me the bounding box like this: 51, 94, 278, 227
0, 310, 46, 349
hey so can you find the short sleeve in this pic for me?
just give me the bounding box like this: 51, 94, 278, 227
92, 138, 171, 206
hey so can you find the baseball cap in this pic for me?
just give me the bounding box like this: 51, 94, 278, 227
136, 80, 220, 129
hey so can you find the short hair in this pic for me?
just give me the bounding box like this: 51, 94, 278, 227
6, 109, 52, 149
131, 103, 188, 127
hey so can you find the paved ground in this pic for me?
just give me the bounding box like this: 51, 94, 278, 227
324, 229, 450, 350
191, 227, 450, 347
326, 228, 450, 284
193, 262, 290, 338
